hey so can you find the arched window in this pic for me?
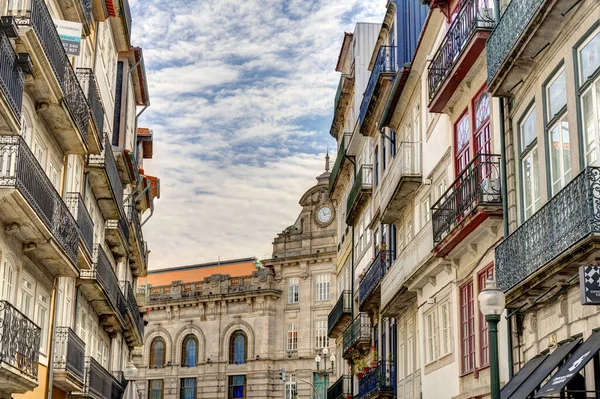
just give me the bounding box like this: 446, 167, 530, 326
229, 330, 247, 364
181, 335, 198, 367
150, 337, 166, 368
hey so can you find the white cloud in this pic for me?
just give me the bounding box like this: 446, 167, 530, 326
131, 0, 386, 268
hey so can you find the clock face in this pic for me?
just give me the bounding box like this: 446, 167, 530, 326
316, 206, 333, 225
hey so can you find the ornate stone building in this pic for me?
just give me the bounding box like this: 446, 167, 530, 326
135, 162, 337, 399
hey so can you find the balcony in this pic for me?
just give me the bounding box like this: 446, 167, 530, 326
122, 281, 144, 347
328, 290, 352, 339
496, 167, 600, 306
106, 0, 132, 51
74, 357, 124, 399
66, 192, 94, 269
359, 46, 396, 136
357, 361, 394, 399
87, 134, 123, 220
379, 141, 422, 224
76, 68, 104, 154
0, 300, 41, 395
0, 27, 24, 134
104, 217, 129, 260
432, 154, 502, 258
54, 327, 86, 392
330, 71, 355, 139
359, 250, 392, 312
0, 136, 79, 276
427, 0, 494, 113
342, 313, 371, 359
126, 205, 147, 276
329, 133, 352, 196
487, 0, 581, 96
328, 375, 352, 399
346, 165, 373, 226
79, 245, 126, 333
4, 0, 90, 154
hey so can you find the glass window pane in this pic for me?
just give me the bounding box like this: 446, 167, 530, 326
547, 71, 567, 118
581, 30, 600, 81
521, 108, 536, 149
582, 88, 597, 165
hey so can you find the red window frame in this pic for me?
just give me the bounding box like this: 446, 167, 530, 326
454, 109, 471, 177
472, 85, 491, 156
460, 279, 475, 375
478, 264, 494, 368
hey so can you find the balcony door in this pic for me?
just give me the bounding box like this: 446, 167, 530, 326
454, 111, 471, 177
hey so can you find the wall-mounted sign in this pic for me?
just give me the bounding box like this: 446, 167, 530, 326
580, 265, 600, 305
54, 19, 82, 56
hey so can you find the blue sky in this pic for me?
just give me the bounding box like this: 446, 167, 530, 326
131, 0, 385, 268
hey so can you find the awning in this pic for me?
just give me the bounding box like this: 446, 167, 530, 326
500, 354, 548, 399
123, 380, 140, 399
535, 331, 600, 397
509, 338, 581, 399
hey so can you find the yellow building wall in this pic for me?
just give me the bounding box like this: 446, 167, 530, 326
14, 364, 48, 399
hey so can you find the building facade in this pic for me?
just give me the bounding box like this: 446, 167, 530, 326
136, 166, 337, 399
0, 1, 158, 399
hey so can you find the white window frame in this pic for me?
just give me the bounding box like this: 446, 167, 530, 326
20, 272, 35, 319
407, 319, 414, 375
545, 69, 570, 195
520, 106, 541, 221
36, 286, 50, 354
579, 28, 600, 167
315, 274, 330, 302
439, 301, 452, 357
284, 374, 297, 399
288, 277, 299, 304
421, 195, 431, 227
287, 323, 298, 351
425, 310, 437, 364
315, 320, 329, 349
0, 257, 16, 303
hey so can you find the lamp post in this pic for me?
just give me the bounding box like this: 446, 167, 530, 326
478, 277, 505, 399
315, 348, 335, 399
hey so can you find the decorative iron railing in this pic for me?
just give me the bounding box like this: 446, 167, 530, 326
66, 192, 94, 255
357, 360, 394, 399
0, 300, 41, 380
54, 327, 85, 381
432, 154, 501, 244
81, 0, 92, 23
342, 313, 371, 355
496, 167, 600, 291
0, 28, 24, 120
328, 375, 352, 399
111, 370, 126, 396
89, 134, 123, 210
6, 0, 90, 143
347, 165, 373, 217
81, 245, 123, 322
359, 45, 396, 127
486, 0, 543, 87
76, 68, 105, 146
428, 0, 495, 101
0, 136, 78, 263
82, 357, 122, 399
329, 132, 352, 193
359, 250, 392, 308
123, 281, 144, 339
328, 290, 351, 336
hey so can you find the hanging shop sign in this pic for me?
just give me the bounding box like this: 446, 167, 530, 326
54, 19, 82, 56
580, 265, 600, 305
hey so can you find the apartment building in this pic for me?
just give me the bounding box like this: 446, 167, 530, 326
135, 165, 337, 399
0, 1, 158, 399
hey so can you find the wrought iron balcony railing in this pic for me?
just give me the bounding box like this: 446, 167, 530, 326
328, 375, 351, 399
0, 300, 41, 380
346, 165, 373, 221
124, 281, 144, 339
76, 68, 105, 145
497, 167, 600, 292
358, 250, 392, 309
329, 132, 352, 194
328, 290, 351, 336
66, 192, 94, 256
81, 0, 92, 23
54, 327, 85, 382
6, 0, 90, 143
89, 134, 123, 210
81, 245, 123, 319
0, 27, 24, 120
432, 154, 501, 245
0, 136, 79, 263
342, 313, 371, 356
82, 357, 122, 399
359, 45, 396, 127
357, 360, 394, 399
486, 0, 543, 88
428, 0, 494, 101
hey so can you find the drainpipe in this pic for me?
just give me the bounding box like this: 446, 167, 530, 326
46, 277, 59, 399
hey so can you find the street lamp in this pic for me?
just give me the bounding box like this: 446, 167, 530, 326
124, 358, 138, 381
478, 277, 505, 399
314, 348, 335, 399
